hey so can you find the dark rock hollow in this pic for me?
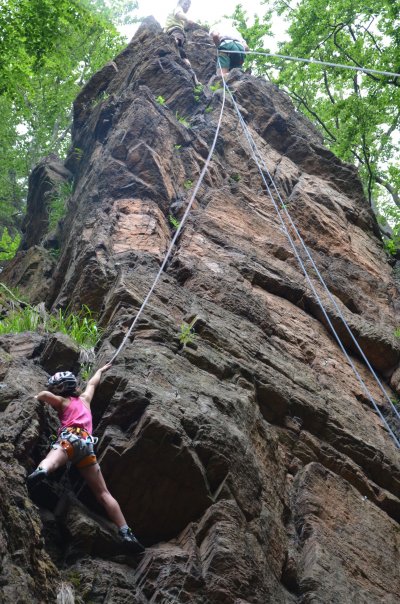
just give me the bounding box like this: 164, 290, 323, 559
1, 17, 400, 604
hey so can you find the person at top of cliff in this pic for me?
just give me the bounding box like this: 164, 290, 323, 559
165, 0, 200, 84
210, 21, 249, 76
28, 364, 144, 554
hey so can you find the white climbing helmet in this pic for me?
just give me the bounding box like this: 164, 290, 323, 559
47, 371, 77, 394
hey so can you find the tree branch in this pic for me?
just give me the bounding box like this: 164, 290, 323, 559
287, 89, 337, 142
375, 174, 400, 209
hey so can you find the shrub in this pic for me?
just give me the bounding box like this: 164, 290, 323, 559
0, 227, 21, 261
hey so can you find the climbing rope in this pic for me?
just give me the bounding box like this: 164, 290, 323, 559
219, 71, 400, 449
108, 82, 227, 364
189, 43, 400, 79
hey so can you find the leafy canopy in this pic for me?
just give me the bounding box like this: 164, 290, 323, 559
0, 0, 138, 239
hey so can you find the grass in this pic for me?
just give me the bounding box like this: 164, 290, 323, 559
209, 81, 221, 93
179, 316, 200, 346
48, 181, 73, 231
175, 111, 191, 128
0, 227, 21, 261
0, 302, 100, 350
169, 214, 180, 230
193, 83, 203, 102
155, 95, 166, 105
91, 90, 110, 107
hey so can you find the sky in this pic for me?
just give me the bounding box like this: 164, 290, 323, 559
127, 1, 288, 50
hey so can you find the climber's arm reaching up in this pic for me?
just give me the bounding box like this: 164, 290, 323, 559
81, 363, 112, 405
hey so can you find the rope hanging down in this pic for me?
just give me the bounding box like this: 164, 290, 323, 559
213, 48, 400, 79
219, 71, 400, 449
108, 84, 227, 364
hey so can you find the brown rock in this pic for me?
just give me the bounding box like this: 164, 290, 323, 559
1, 17, 400, 604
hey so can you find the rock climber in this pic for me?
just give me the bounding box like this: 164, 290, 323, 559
210, 22, 249, 75
27, 365, 144, 553
165, 0, 199, 84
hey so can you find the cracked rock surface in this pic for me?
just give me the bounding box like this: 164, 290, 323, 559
1, 17, 400, 604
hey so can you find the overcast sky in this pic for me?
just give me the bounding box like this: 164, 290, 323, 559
127, 1, 287, 49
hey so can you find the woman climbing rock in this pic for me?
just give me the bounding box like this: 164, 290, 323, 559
28, 364, 144, 553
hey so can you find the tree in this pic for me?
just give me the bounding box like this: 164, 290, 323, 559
232, 0, 400, 249
0, 0, 138, 238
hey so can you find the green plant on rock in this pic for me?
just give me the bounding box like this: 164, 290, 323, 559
209, 81, 221, 93
50, 305, 100, 349
169, 214, 180, 230
175, 111, 191, 128
155, 95, 166, 106
49, 247, 61, 260
92, 90, 110, 107
0, 298, 101, 351
183, 179, 193, 191
179, 315, 200, 346
0, 227, 21, 261
48, 181, 73, 231
230, 173, 241, 183
173, 144, 182, 151
193, 83, 204, 102
179, 321, 196, 346
74, 147, 84, 161
0, 305, 42, 334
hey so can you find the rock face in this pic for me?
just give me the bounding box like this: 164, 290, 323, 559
1, 17, 400, 604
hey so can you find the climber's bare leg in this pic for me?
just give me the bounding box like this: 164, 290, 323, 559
79, 463, 126, 527
38, 447, 68, 473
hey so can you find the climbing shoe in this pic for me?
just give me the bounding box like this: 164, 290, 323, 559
27, 467, 48, 487
118, 527, 145, 554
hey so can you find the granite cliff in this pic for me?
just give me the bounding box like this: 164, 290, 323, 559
1, 18, 400, 604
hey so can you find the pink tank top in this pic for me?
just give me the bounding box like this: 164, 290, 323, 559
58, 396, 93, 434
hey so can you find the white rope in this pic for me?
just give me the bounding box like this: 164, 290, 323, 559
215, 47, 400, 79
220, 71, 400, 448
108, 84, 227, 363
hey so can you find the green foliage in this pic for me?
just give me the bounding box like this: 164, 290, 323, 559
169, 214, 180, 230
175, 112, 191, 127
209, 81, 221, 93
0, 0, 139, 236
74, 147, 84, 160
183, 179, 193, 191
155, 95, 166, 105
205, 106, 213, 113
179, 316, 200, 346
230, 173, 241, 182
173, 144, 182, 150
0, 228, 21, 261
179, 322, 196, 346
234, 0, 400, 245
48, 181, 73, 231
91, 90, 110, 107
51, 305, 100, 348
230, 4, 272, 75
0, 297, 100, 350
80, 363, 92, 381
193, 83, 204, 102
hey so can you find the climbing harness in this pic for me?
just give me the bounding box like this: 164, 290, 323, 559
219, 70, 400, 449
53, 426, 98, 468
108, 80, 227, 364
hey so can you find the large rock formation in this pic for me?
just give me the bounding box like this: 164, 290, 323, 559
1, 18, 400, 603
